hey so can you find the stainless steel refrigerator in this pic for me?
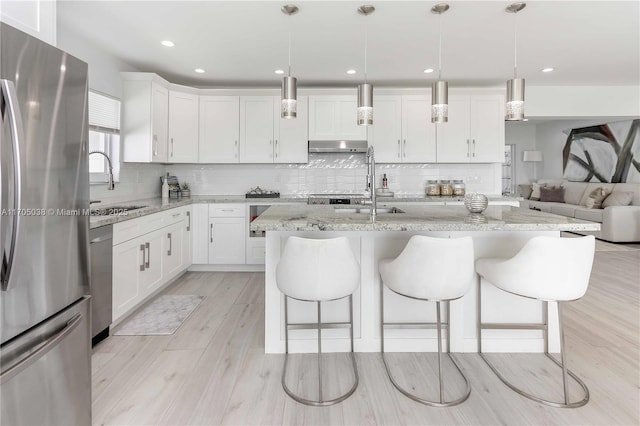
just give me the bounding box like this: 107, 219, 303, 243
1, 23, 91, 425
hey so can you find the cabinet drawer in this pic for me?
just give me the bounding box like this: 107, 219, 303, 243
209, 204, 245, 218
165, 208, 186, 225
113, 212, 166, 245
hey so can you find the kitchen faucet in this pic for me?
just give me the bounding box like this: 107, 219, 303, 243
363, 145, 377, 219
89, 151, 115, 190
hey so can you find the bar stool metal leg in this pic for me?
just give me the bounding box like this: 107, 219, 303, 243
380, 285, 471, 407
477, 280, 590, 408
281, 295, 359, 406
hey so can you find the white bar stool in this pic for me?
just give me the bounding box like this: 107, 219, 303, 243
276, 236, 360, 406
379, 235, 475, 407
476, 235, 595, 408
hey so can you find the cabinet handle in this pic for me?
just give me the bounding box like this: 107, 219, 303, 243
153, 135, 158, 156
210, 223, 214, 243
397, 140, 401, 158
186, 211, 191, 231
275, 139, 278, 159
472, 139, 476, 158
220, 209, 234, 212
235, 140, 238, 159
269, 139, 273, 158
403, 139, 407, 158
171, 138, 174, 157
171, 212, 180, 218
167, 233, 172, 256
466, 139, 470, 158
145, 242, 150, 268
139, 244, 146, 271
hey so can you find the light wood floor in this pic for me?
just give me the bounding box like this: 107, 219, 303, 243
92, 239, 640, 425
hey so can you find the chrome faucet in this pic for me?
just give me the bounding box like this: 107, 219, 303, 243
89, 151, 115, 190
364, 146, 377, 219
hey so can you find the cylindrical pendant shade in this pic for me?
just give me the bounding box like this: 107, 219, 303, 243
506, 77, 525, 121
281, 76, 297, 119
431, 80, 449, 123
357, 83, 373, 126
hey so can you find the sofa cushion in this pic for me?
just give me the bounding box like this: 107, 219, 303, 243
561, 181, 588, 205
574, 207, 603, 223
551, 203, 577, 217
603, 191, 634, 208
584, 187, 610, 209
610, 183, 640, 206
540, 186, 565, 203
518, 184, 533, 199
530, 183, 545, 201
579, 183, 615, 206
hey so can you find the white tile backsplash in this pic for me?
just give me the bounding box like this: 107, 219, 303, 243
167, 154, 502, 197
90, 162, 164, 204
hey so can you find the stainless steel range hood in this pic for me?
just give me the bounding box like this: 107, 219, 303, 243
308, 140, 368, 153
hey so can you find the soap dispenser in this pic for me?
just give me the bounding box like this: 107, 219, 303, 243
162, 173, 169, 200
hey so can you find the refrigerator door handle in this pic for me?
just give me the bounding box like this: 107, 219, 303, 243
0, 313, 82, 384
1, 80, 24, 292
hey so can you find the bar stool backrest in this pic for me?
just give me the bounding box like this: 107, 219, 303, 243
479, 235, 595, 301
380, 235, 475, 301
276, 236, 360, 302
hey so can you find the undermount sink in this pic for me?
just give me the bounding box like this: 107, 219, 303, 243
90, 205, 147, 216
333, 207, 405, 214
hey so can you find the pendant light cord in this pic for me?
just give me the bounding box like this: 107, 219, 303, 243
364, 23, 368, 83
513, 11, 518, 78
438, 12, 442, 81
288, 17, 292, 76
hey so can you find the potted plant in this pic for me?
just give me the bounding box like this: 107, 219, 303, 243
181, 182, 191, 197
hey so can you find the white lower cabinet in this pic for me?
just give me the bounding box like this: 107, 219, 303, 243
208, 217, 246, 264
112, 205, 192, 323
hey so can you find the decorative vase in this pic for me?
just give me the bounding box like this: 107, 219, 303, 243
464, 193, 488, 213
181, 189, 191, 197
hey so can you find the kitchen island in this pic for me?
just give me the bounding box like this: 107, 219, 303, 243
250, 204, 600, 354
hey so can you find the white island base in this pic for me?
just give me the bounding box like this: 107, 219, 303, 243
264, 230, 561, 355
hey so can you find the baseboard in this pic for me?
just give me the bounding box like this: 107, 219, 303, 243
188, 264, 265, 272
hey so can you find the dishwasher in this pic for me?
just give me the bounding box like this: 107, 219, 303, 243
89, 224, 113, 346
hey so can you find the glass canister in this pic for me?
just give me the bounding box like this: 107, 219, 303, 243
426, 180, 440, 196
439, 179, 453, 196
452, 180, 466, 196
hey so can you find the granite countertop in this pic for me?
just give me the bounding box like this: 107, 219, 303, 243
89, 194, 523, 229
249, 204, 601, 232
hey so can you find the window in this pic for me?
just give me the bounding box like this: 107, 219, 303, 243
88, 91, 121, 183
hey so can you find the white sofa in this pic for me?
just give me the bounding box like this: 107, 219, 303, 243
520, 180, 640, 243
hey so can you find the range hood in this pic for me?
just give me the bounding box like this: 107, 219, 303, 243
308, 140, 368, 153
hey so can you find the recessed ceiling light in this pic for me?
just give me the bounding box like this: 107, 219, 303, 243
347, 69, 357, 75
423, 68, 434, 74
274, 69, 285, 75
161, 40, 175, 47
195, 68, 205, 74
541, 67, 554, 73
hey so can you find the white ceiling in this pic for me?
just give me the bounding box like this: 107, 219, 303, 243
57, 0, 640, 88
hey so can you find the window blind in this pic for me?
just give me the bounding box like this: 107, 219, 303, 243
88, 91, 120, 132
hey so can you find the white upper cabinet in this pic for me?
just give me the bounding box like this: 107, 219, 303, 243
199, 96, 240, 163
401, 95, 437, 163
168, 90, 199, 163
308, 95, 367, 141
368, 96, 402, 163
366, 95, 436, 163
122, 78, 169, 163
0, 0, 56, 45
436, 94, 504, 163
239, 96, 308, 163
239, 96, 275, 163
274, 96, 308, 163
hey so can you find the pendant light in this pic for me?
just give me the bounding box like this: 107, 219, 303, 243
431, 3, 450, 124
281, 4, 299, 119
505, 2, 526, 121
357, 5, 375, 126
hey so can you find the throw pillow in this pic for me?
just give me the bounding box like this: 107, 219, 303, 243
539, 186, 565, 203
518, 184, 533, 199
584, 187, 609, 209
602, 191, 634, 208
530, 183, 545, 201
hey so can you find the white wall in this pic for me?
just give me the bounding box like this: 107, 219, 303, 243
168, 154, 501, 197
527, 86, 640, 119
56, 26, 138, 98
505, 122, 537, 185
